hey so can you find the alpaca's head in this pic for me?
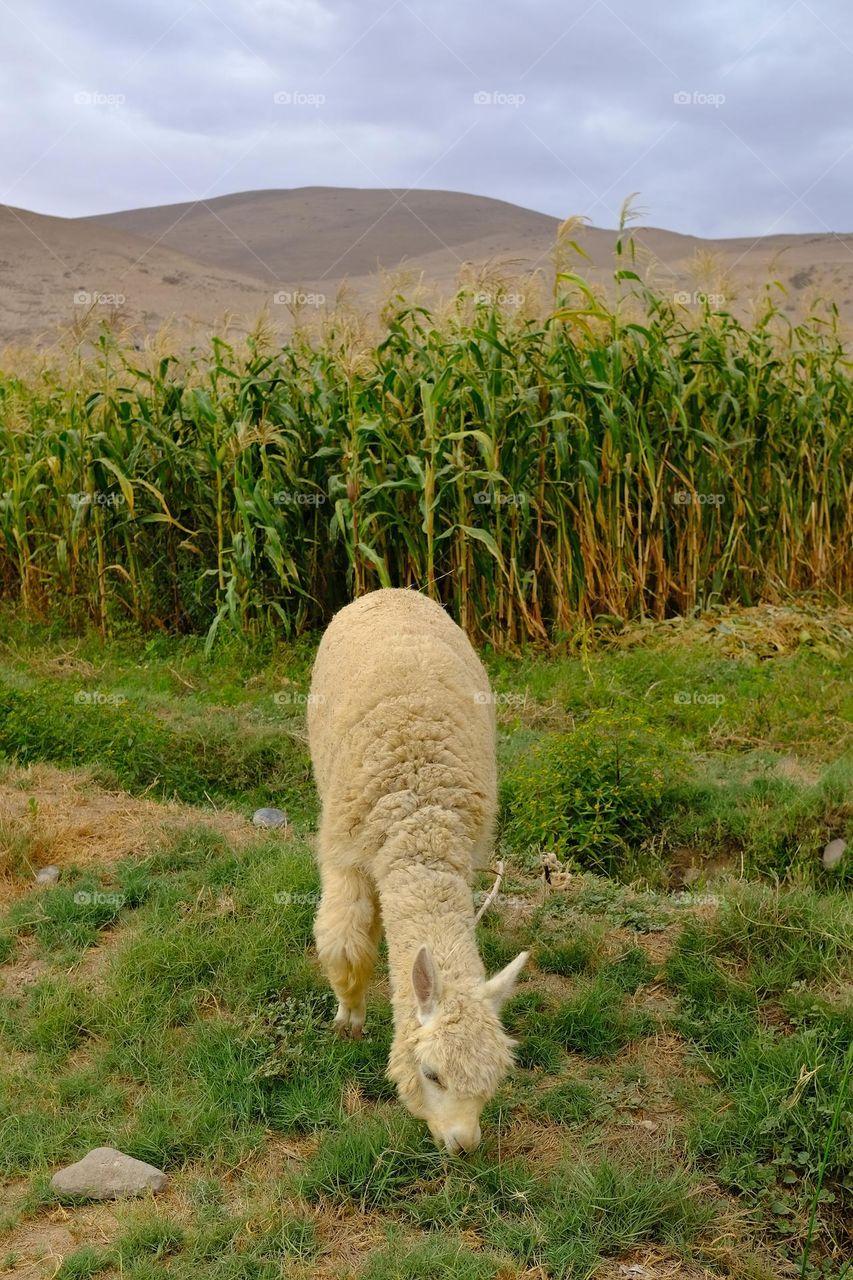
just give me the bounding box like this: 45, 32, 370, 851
388, 944, 528, 1153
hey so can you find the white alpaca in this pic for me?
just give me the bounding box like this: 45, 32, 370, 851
307, 588, 528, 1153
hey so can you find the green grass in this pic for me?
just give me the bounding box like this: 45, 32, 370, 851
536, 936, 598, 976
547, 1157, 718, 1277
666, 886, 853, 1264
0, 606, 850, 1278
297, 1114, 445, 1211
296, 1112, 716, 1279
527, 1078, 606, 1126
495, 638, 852, 884
552, 975, 654, 1058
1, 603, 850, 880
478, 1154, 719, 1279
53, 1205, 319, 1279
0, 677, 311, 811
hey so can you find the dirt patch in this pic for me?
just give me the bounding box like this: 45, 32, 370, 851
0, 938, 51, 997
772, 755, 822, 787
667, 848, 741, 893
64, 926, 128, 989
588, 1030, 708, 1166
2, 1222, 78, 1278
620, 1029, 703, 1090
0, 923, 131, 998
0, 762, 262, 909
217, 1133, 318, 1199
1, 1200, 127, 1279
0, 1137, 320, 1278
309, 1203, 404, 1279
0, 1176, 31, 1219
496, 695, 569, 733
603, 924, 683, 970
0, 1050, 36, 1077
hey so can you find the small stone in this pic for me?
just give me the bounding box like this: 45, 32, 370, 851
50, 1147, 168, 1200
35, 866, 61, 885
252, 807, 288, 829
822, 838, 847, 869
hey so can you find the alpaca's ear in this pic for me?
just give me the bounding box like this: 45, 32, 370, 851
412, 945, 440, 1023
483, 951, 529, 1010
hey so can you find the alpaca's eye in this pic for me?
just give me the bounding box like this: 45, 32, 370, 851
422, 1068, 445, 1089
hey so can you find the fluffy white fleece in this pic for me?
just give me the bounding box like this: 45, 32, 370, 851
307, 588, 526, 1151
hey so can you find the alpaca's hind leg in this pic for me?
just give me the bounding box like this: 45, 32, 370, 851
314, 866, 380, 1039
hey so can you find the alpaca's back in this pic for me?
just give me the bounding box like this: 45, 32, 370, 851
308, 588, 497, 873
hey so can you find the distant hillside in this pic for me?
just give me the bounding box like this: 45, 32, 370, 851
1, 188, 851, 346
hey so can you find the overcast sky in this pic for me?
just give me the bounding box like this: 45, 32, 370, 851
2, 0, 851, 236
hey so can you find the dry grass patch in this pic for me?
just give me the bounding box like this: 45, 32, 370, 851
592, 1032, 704, 1161
0, 763, 260, 908
592, 1246, 721, 1279
307, 1203, 402, 1280
216, 1134, 318, 1199
491, 1118, 569, 1173
614, 602, 853, 663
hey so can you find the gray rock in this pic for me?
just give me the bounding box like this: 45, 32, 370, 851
252, 807, 288, 829
50, 1147, 168, 1199
35, 865, 61, 884
822, 838, 847, 869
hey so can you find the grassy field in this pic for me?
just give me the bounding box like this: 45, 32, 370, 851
1, 243, 851, 649
0, 602, 851, 1279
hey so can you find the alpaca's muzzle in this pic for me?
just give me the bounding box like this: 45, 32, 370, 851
439, 1122, 482, 1155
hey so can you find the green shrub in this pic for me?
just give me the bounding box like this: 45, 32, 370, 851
502, 710, 678, 872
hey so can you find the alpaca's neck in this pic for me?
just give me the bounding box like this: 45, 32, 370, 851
375, 814, 485, 1008
380, 865, 483, 994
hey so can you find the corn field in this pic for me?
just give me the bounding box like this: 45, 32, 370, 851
0, 267, 851, 648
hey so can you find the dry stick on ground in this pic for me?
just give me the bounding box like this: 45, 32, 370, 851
475, 860, 505, 924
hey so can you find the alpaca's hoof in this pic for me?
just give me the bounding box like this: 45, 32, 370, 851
334, 1018, 364, 1040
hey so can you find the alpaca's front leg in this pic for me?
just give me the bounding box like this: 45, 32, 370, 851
314, 865, 380, 1038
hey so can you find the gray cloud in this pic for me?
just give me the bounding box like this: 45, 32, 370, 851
1, 0, 850, 235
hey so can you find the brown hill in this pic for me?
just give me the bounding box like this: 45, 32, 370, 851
1, 188, 851, 347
